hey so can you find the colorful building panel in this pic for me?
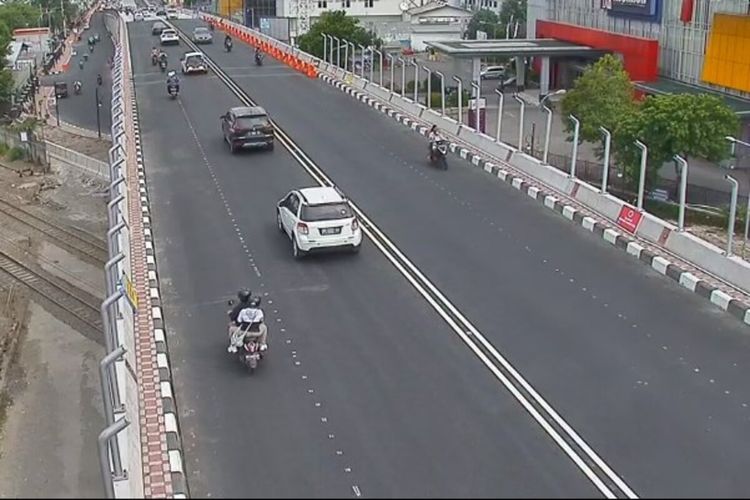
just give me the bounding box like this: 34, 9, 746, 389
536, 20, 659, 82
701, 13, 750, 94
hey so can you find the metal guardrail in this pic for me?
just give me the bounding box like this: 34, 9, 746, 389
45, 140, 109, 179
97, 9, 143, 499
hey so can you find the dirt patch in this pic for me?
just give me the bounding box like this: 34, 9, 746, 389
39, 125, 111, 163
0, 130, 107, 497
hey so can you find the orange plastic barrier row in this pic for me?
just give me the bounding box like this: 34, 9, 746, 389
207, 19, 318, 78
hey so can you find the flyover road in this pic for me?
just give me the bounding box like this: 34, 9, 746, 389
41, 11, 114, 133
129, 22, 598, 498
140, 17, 750, 497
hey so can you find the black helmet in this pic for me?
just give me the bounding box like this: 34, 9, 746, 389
237, 289, 252, 302
250, 296, 261, 307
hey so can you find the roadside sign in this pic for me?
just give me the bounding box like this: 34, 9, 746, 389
120, 272, 139, 310
616, 205, 643, 234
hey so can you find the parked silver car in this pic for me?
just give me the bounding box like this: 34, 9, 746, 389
192, 27, 213, 44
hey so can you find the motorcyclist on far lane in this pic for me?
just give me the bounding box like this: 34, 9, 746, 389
428, 124, 444, 159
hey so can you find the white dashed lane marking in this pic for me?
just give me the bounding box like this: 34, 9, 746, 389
175, 97, 362, 496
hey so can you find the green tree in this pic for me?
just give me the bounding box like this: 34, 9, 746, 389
0, 20, 15, 111
613, 93, 740, 193
561, 54, 636, 145
298, 11, 381, 60
0, 2, 44, 31
466, 9, 499, 39
499, 0, 527, 27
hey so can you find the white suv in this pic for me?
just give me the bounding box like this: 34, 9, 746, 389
277, 187, 362, 258
160, 28, 179, 45
480, 65, 506, 80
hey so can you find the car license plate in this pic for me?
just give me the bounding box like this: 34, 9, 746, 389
320, 227, 341, 235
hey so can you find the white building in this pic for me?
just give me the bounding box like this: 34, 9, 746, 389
273, 0, 473, 49
406, 2, 473, 51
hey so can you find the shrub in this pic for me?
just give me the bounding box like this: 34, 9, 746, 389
7, 146, 25, 161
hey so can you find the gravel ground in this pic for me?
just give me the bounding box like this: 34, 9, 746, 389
0, 146, 107, 498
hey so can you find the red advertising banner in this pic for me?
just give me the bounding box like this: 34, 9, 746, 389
617, 205, 644, 234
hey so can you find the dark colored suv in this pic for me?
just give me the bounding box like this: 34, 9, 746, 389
151, 21, 166, 35
220, 106, 274, 154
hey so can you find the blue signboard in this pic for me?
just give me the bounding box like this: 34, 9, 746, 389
601, 0, 662, 23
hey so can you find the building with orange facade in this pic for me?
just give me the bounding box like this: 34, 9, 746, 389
527, 0, 750, 143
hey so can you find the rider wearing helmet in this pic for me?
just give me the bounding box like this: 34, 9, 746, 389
228, 289, 252, 323
224, 34, 232, 47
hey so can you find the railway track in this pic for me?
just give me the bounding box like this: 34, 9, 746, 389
0, 197, 108, 264
0, 249, 103, 342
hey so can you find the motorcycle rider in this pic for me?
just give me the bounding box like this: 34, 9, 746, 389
151, 46, 158, 64
73, 80, 82, 94
236, 296, 268, 352
96, 73, 102, 86
428, 125, 443, 159
166, 70, 180, 94
254, 47, 263, 65
228, 289, 252, 324
224, 34, 232, 50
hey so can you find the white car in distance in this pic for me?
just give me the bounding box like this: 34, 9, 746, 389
181, 52, 208, 74
277, 187, 362, 258
160, 28, 179, 45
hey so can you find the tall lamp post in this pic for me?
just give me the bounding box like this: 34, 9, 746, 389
726, 136, 750, 254
95, 84, 102, 139
538, 89, 565, 164
452, 75, 463, 126
435, 70, 445, 117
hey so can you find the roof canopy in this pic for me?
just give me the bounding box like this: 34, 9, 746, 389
425, 38, 607, 58
635, 78, 750, 117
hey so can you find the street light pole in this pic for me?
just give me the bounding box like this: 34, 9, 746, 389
95, 85, 101, 139
55, 82, 60, 126
343, 40, 349, 72
673, 155, 688, 232
333, 36, 341, 67
398, 57, 406, 97
470, 81, 481, 133
369, 47, 374, 82
513, 93, 524, 150
376, 49, 383, 86
568, 114, 581, 178
435, 71, 445, 116
494, 89, 503, 144
411, 60, 419, 102
422, 66, 432, 109
452, 75, 463, 126
599, 126, 611, 193
387, 54, 395, 93
635, 140, 648, 210
358, 44, 365, 79
542, 105, 552, 164
726, 174, 739, 256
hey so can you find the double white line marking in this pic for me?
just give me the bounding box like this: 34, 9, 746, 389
171, 23, 639, 499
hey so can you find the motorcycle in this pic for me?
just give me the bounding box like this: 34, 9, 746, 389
429, 139, 448, 170
73, 81, 82, 95
254, 52, 263, 66
225, 40, 233, 52
159, 58, 168, 72
226, 300, 265, 373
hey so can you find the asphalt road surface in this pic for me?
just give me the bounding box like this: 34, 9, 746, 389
129, 17, 750, 498
42, 12, 114, 134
